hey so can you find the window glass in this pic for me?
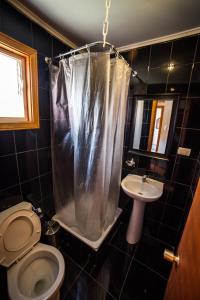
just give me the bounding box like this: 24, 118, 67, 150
0, 51, 25, 118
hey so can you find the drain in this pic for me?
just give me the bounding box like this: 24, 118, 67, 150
34, 279, 46, 295
138, 192, 143, 195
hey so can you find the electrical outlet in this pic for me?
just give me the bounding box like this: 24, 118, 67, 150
177, 147, 191, 156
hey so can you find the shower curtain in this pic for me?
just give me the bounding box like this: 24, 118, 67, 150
49, 52, 131, 241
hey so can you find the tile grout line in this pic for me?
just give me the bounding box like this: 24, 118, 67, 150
13, 132, 23, 201
133, 258, 168, 281
0, 145, 51, 158
118, 243, 139, 300
65, 261, 119, 300
165, 41, 173, 92
35, 133, 43, 203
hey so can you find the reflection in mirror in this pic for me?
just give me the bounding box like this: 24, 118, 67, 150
132, 99, 173, 154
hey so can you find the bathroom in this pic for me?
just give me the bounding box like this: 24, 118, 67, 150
0, 0, 200, 299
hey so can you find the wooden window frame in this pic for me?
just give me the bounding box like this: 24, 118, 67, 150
0, 32, 39, 130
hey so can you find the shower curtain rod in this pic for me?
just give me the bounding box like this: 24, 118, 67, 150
45, 40, 139, 78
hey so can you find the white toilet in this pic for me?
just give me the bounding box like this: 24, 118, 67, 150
0, 202, 65, 300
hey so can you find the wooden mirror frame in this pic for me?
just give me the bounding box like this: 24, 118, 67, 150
0, 32, 39, 130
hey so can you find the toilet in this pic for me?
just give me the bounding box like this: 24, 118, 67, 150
0, 202, 65, 300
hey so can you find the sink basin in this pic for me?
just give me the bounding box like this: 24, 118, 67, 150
121, 174, 164, 244
121, 174, 163, 202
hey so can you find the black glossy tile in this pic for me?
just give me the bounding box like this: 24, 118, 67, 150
188, 63, 200, 97
195, 36, 200, 63
162, 204, 183, 231
15, 130, 37, 152
86, 244, 131, 299
53, 37, 70, 57
158, 224, 179, 247
40, 173, 53, 199
0, 1, 3, 30
17, 150, 38, 182
0, 131, 15, 156
38, 54, 50, 90
61, 232, 93, 268
65, 270, 116, 300
132, 76, 148, 95
37, 120, 51, 148
182, 98, 200, 129
133, 47, 151, 71
180, 189, 193, 223
32, 23, 52, 56
60, 252, 82, 298
144, 200, 164, 222
38, 147, 52, 174
142, 219, 160, 239
172, 157, 196, 185
171, 36, 198, 65
166, 64, 192, 95
110, 222, 137, 257
120, 259, 167, 300
39, 88, 50, 119
134, 67, 149, 85
171, 127, 181, 154
153, 160, 168, 179
41, 195, 55, 217
166, 182, 190, 209
0, 155, 18, 190
0, 267, 9, 300
150, 42, 172, 68
179, 129, 200, 158
0, 185, 21, 212
118, 189, 132, 211
176, 98, 187, 127
1, 1, 32, 46
134, 235, 171, 278
138, 156, 154, 170
124, 51, 134, 65
148, 67, 168, 86
147, 83, 167, 94
21, 178, 41, 204
191, 160, 200, 194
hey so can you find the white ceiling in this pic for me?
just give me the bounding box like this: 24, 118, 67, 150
21, 0, 200, 48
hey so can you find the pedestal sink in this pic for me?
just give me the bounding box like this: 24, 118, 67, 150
121, 174, 164, 244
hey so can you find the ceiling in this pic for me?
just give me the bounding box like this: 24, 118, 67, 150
20, 0, 200, 48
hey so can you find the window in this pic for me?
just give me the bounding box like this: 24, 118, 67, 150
0, 32, 39, 130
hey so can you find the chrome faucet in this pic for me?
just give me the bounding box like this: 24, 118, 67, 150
142, 175, 148, 182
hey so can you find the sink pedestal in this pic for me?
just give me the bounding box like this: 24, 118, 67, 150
126, 199, 145, 244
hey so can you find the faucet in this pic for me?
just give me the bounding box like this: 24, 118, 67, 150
142, 175, 148, 182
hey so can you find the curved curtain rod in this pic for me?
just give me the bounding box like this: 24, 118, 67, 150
45, 40, 142, 80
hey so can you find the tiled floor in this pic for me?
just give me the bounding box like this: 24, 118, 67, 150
59, 202, 171, 300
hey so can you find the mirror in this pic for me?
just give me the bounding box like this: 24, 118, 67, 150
130, 96, 179, 156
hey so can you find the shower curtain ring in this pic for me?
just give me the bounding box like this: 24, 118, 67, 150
86, 44, 90, 53
110, 45, 114, 54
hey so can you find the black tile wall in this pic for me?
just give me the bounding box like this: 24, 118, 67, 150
0, 0, 70, 216
122, 33, 200, 253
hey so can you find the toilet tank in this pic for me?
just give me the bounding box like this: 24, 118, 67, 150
0, 202, 41, 267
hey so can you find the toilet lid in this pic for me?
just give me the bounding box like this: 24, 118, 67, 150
0, 209, 41, 267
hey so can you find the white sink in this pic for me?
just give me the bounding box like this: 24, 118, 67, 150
121, 174, 164, 244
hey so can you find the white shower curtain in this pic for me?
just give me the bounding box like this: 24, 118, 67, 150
49, 52, 131, 241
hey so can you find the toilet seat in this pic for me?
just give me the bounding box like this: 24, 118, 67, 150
0, 202, 41, 267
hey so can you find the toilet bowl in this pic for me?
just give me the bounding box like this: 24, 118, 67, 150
0, 202, 65, 300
